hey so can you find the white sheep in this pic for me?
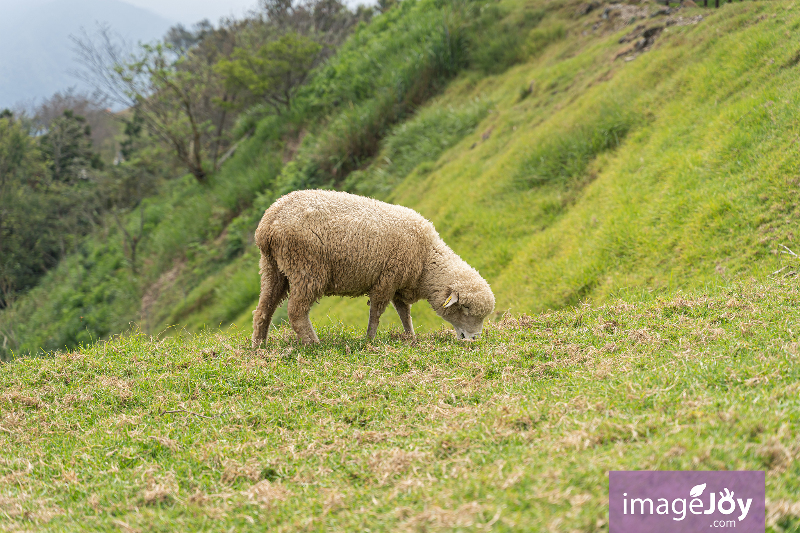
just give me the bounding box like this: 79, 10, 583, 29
252, 190, 495, 345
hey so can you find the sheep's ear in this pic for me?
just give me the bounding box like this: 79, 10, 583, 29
443, 291, 459, 308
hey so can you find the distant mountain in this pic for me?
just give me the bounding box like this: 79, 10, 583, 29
0, 0, 175, 109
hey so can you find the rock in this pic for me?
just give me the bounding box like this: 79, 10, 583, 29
576, 2, 601, 16
619, 24, 646, 43
683, 0, 697, 6
642, 25, 664, 38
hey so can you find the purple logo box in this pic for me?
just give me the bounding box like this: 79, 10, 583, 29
610, 471, 765, 533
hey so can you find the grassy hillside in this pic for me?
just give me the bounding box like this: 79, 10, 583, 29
4, 0, 800, 356
314, 0, 800, 327
1, 279, 800, 531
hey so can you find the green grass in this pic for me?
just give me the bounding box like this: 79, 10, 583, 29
2, 278, 800, 531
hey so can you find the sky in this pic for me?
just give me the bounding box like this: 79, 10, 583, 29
0, 0, 369, 27
0, 0, 258, 26
123, 0, 374, 24
123, 0, 259, 25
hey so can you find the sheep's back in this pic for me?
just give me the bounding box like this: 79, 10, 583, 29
259, 190, 432, 296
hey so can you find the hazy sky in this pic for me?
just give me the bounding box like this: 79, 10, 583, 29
0, 0, 259, 26
123, 0, 259, 25
0, 0, 369, 27
124, 0, 373, 24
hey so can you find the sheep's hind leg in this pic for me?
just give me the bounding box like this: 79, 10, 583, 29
252, 253, 289, 348
367, 295, 391, 340
392, 297, 415, 337
287, 289, 320, 345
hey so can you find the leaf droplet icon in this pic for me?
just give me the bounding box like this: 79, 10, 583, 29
690, 483, 706, 498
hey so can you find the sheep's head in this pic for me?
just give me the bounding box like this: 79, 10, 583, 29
435, 282, 495, 341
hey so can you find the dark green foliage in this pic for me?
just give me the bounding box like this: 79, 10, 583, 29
466, 5, 549, 74
40, 110, 104, 183
119, 110, 144, 161
0, 112, 104, 310
277, 0, 474, 191
344, 98, 492, 196
215, 33, 323, 114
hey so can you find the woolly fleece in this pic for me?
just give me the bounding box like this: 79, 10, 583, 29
252, 190, 495, 345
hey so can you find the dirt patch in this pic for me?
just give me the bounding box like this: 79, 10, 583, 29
283, 130, 308, 163
584, 3, 652, 34
578, 3, 704, 62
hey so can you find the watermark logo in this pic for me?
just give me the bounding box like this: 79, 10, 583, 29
609, 471, 765, 532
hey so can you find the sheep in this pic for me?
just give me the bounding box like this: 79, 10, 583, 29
251, 190, 495, 346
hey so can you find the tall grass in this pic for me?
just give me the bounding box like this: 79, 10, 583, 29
280, 2, 473, 192
344, 97, 492, 197
514, 102, 641, 189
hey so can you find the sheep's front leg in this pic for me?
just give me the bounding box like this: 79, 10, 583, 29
392, 297, 415, 337
367, 296, 390, 340
287, 290, 320, 345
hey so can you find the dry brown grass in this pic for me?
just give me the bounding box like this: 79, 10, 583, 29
244, 480, 290, 507
369, 448, 430, 486
221, 458, 263, 484
141, 470, 179, 505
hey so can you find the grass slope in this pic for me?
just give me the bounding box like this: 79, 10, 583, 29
1, 279, 800, 531
313, 0, 800, 328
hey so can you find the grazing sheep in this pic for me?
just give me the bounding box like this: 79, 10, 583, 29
252, 190, 495, 346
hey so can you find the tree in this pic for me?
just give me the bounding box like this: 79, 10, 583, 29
72, 24, 239, 183
259, 0, 370, 45
163, 20, 214, 56
0, 113, 49, 307
215, 32, 321, 114
104, 108, 161, 274
39, 110, 104, 183
34, 89, 116, 155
